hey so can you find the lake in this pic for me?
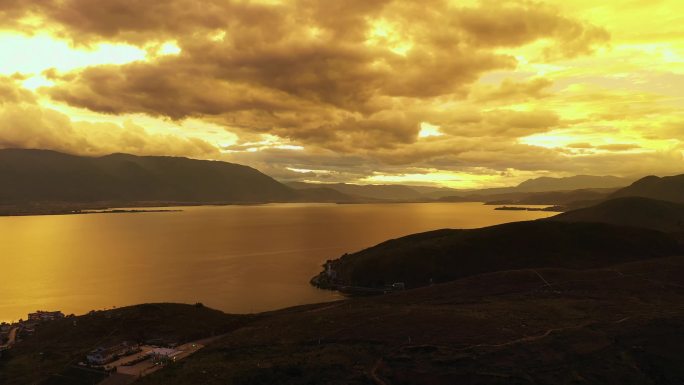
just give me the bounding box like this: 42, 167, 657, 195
0, 203, 555, 322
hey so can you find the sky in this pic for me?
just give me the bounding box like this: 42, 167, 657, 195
0, 0, 682, 188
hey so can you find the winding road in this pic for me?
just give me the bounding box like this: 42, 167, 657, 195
0, 327, 19, 350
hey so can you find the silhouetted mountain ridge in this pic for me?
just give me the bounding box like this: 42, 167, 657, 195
437, 175, 634, 204
0, 148, 296, 203
515, 175, 630, 192
287, 182, 427, 201
439, 187, 617, 205
312, 220, 680, 289
610, 173, 684, 202
290, 175, 633, 203
550, 197, 684, 232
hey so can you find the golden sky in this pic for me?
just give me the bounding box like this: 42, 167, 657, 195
0, 0, 683, 188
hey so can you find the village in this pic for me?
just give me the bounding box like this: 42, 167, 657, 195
1, 310, 66, 357
1, 310, 214, 385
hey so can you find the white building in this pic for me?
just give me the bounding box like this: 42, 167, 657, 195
149, 347, 182, 364
27, 311, 64, 322
87, 342, 140, 366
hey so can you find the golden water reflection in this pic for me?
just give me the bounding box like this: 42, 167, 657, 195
0, 203, 555, 322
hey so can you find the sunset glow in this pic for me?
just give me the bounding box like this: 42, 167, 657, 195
1, 0, 683, 187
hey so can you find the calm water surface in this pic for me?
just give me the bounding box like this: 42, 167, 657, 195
0, 203, 555, 322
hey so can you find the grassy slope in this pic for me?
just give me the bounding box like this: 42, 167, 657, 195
314, 221, 681, 288
550, 197, 684, 232
138, 256, 684, 385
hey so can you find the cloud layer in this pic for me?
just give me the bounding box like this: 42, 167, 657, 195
0, 76, 219, 157
0, 0, 682, 186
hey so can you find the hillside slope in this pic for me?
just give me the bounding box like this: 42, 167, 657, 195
0, 149, 296, 204
138, 256, 684, 385
312, 221, 681, 289
610, 174, 684, 203
6, 257, 684, 385
550, 197, 684, 232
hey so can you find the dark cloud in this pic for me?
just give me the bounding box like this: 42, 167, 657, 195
596, 143, 641, 151
26, 0, 608, 155
457, 1, 609, 58
436, 109, 560, 137
470, 77, 553, 103
0, 76, 219, 157
11, 0, 669, 185
0, 0, 279, 44
566, 142, 594, 149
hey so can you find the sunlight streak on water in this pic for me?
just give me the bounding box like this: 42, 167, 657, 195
0, 203, 555, 322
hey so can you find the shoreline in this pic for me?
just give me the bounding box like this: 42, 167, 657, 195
0, 200, 565, 218
0, 201, 283, 217
494, 205, 564, 212
0, 208, 184, 217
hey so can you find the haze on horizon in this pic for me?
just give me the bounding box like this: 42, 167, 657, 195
0, 0, 683, 189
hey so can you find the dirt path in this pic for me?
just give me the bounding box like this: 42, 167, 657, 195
369, 358, 390, 385
367, 314, 640, 385
3, 327, 18, 348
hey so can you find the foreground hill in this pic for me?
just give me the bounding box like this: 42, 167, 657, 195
8, 256, 684, 385
311, 221, 681, 289
139, 256, 684, 385
0, 149, 297, 205
550, 197, 684, 232
4, 199, 684, 383
611, 174, 684, 203
0, 304, 249, 385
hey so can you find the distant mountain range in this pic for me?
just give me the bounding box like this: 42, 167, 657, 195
0, 149, 296, 204
287, 181, 426, 201
290, 186, 363, 203
288, 175, 636, 203
516, 175, 632, 192
1, 149, 680, 210
436, 175, 636, 205
0, 149, 448, 207
441, 173, 684, 208
444, 175, 634, 197
440, 187, 618, 206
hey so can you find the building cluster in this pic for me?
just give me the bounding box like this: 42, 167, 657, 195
1, 310, 65, 358
83, 341, 186, 377
87, 342, 142, 366
28, 310, 65, 322
85, 343, 183, 367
